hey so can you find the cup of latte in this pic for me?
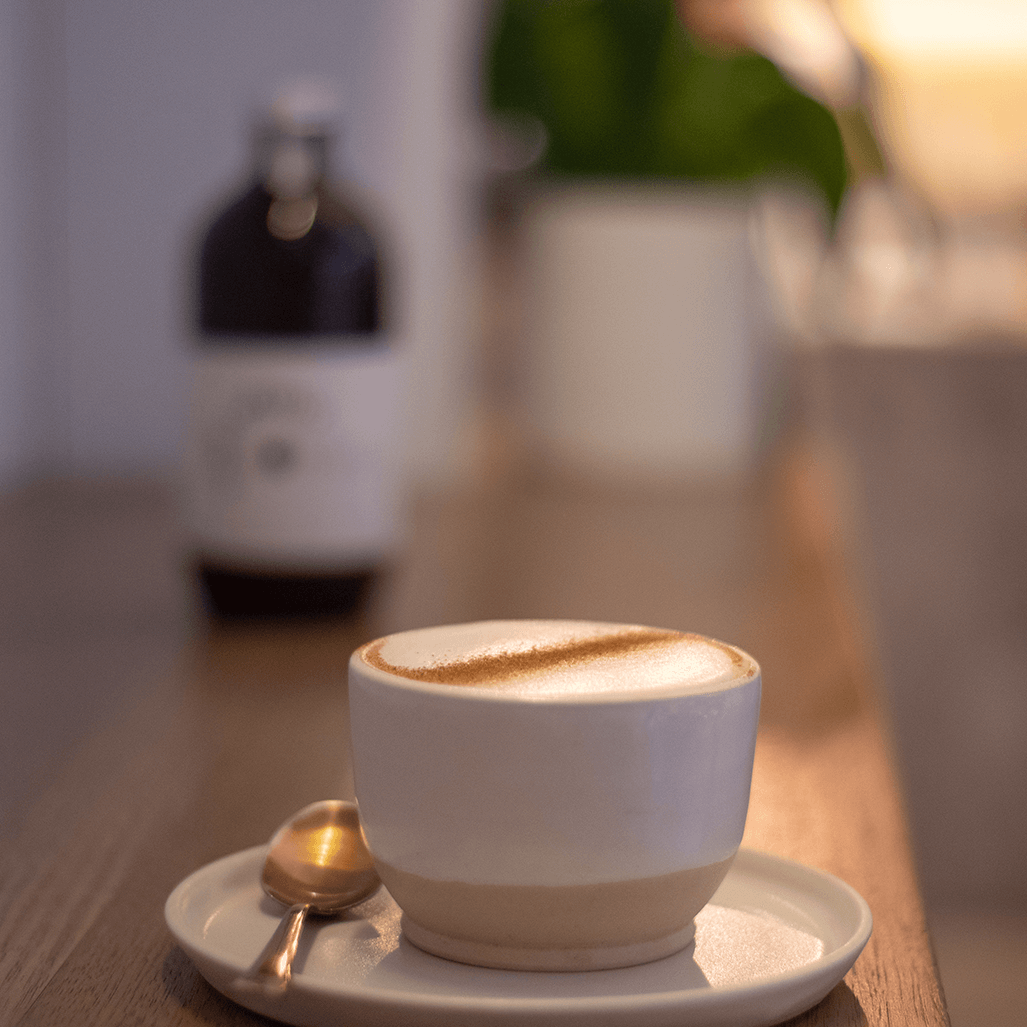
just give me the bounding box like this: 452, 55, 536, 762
348, 620, 761, 971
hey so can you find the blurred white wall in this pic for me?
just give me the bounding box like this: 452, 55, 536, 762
0, 0, 62, 483
0, 0, 486, 491
0, 0, 25, 481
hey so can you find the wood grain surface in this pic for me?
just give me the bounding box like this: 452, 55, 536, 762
0, 437, 949, 1026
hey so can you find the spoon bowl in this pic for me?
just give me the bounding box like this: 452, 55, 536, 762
247, 799, 379, 995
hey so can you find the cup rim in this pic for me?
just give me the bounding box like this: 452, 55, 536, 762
349, 623, 760, 705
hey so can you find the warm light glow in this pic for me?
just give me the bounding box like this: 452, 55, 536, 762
836, 0, 1027, 216
839, 0, 1027, 57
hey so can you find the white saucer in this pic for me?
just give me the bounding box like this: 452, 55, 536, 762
165, 847, 871, 1027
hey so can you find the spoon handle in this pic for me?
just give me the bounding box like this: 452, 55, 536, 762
249, 902, 311, 995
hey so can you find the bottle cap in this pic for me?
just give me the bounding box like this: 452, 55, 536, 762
270, 76, 344, 136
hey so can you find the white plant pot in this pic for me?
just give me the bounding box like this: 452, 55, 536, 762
516, 184, 767, 483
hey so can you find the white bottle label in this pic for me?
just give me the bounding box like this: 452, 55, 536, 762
184, 340, 404, 570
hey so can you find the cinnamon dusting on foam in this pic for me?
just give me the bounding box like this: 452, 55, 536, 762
361, 628, 741, 687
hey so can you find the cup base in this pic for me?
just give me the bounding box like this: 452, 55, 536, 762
400, 915, 697, 972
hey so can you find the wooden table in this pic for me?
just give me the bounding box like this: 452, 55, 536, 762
0, 437, 949, 1026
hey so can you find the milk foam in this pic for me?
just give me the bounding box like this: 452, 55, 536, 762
359, 620, 755, 698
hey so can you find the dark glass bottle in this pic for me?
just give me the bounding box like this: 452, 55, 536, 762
184, 85, 402, 620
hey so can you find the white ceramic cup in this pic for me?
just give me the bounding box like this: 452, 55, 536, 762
348, 620, 761, 971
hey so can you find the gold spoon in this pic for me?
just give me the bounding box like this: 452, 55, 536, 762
247, 799, 380, 995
